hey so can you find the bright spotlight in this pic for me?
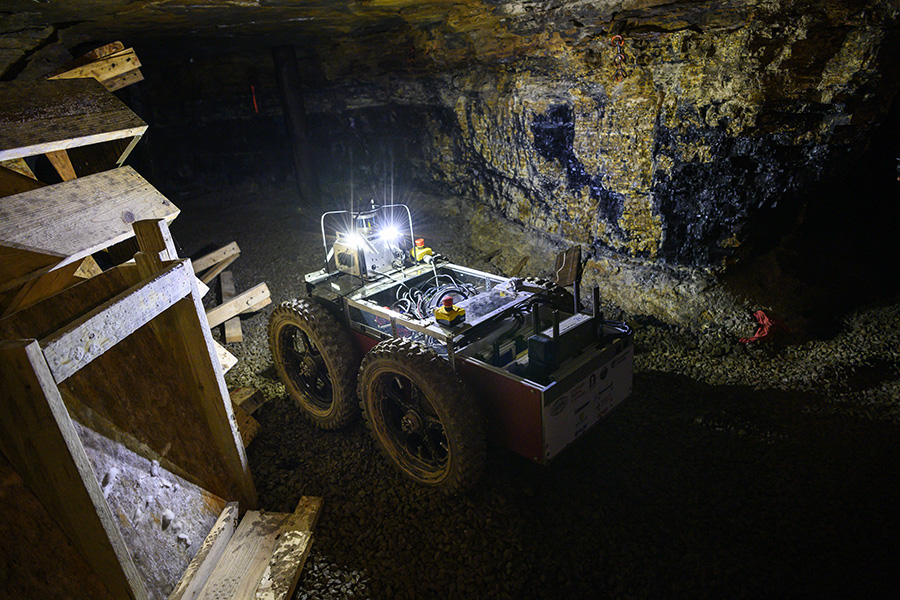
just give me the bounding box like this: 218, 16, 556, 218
379, 225, 401, 244
345, 232, 365, 249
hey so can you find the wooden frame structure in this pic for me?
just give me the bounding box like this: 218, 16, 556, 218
0, 78, 147, 184
0, 220, 257, 599
0, 166, 179, 317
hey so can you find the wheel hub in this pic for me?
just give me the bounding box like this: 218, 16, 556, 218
400, 410, 423, 434
300, 354, 318, 378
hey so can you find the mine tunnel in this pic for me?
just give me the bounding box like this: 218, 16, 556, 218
1, 1, 900, 599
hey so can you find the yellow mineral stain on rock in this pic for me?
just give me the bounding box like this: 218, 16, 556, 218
619, 196, 663, 257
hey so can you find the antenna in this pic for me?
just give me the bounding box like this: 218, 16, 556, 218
390, 144, 394, 204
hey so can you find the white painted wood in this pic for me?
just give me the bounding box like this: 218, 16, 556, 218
40, 260, 193, 383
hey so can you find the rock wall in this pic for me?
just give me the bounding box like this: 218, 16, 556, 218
405, 0, 900, 327
4, 0, 899, 330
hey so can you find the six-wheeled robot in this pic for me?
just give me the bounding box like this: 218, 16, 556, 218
268, 202, 634, 493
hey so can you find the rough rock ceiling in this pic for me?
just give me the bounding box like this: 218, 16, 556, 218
6, 0, 752, 73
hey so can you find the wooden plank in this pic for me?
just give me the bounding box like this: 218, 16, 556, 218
0, 264, 134, 343
192, 242, 240, 274
115, 133, 143, 168
0, 166, 180, 291
168, 503, 239, 600
46, 148, 78, 181
220, 270, 242, 343
0, 79, 148, 162
0, 340, 148, 600
232, 401, 260, 448
105, 68, 145, 92
247, 295, 272, 313
214, 340, 238, 374
206, 283, 270, 328
254, 497, 323, 600
230, 387, 265, 415
199, 254, 238, 286
0, 164, 44, 197
48, 48, 142, 85
40, 260, 194, 383
197, 511, 288, 600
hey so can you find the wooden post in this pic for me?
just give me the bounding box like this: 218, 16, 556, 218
271, 45, 318, 204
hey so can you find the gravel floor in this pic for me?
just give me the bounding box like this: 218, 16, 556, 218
170, 182, 900, 599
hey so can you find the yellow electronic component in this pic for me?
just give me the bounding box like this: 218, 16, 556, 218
411, 237, 433, 262
434, 296, 465, 327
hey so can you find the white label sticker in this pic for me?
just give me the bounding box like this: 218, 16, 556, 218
543, 344, 634, 460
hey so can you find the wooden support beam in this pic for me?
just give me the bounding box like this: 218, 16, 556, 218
254, 497, 323, 600
220, 270, 242, 343
133, 218, 178, 261
45, 149, 78, 181
40, 260, 193, 383
2, 258, 82, 318
206, 283, 270, 328
0, 340, 147, 600
1, 255, 102, 318
192, 242, 240, 274
168, 502, 239, 600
